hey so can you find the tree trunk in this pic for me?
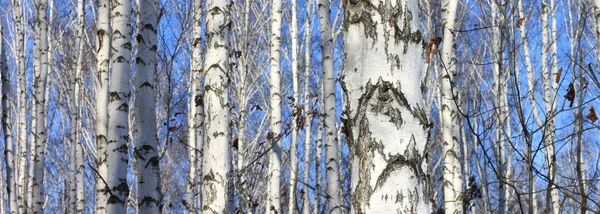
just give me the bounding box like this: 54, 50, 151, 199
268, 0, 283, 212
95, 0, 111, 212
135, 0, 161, 212
12, 0, 27, 211
288, 0, 300, 212
342, 0, 430, 213
188, 0, 204, 212
318, 0, 342, 212
32, 0, 49, 212
302, 1, 313, 213
1, 24, 18, 214
106, 0, 133, 211
440, 0, 463, 213
201, 0, 232, 213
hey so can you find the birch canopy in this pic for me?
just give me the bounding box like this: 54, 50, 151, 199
0, 0, 598, 213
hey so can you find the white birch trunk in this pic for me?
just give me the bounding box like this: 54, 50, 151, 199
440, 0, 463, 213
541, 1, 559, 213
235, 0, 250, 211
343, 0, 429, 213
318, 0, 341, 212
288, 0, 300, 212
32, 0, 49, 212
1, 24, 18, 214
188, 0, 204, 212
95, 0, 111, 212
268, 0, 283, 212
12, 0, 27, 211
302, 2, 312, 212
135, 0, 161, 212
106, 0, 133, 211
314, 77, 325, 214
201, 0, 231, 212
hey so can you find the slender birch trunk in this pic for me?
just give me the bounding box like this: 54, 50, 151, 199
201, 0, 231, 212
314, 78, 324, 214
32, 0, 49, 212
541, 1, 560, 213
95, 0, 111, 212
188, 0, 204, 212
288, 0, 300, 212
268, 0, 283, 212
440, 0, 463, 213
236, 0, 250, 211
302, 1, 312, 213
135, 0, 161, 212
106, 0, 133, 211
12, 0, 27, 211
1, 24, 18, 214
318, 0, 341, 212
343, 0, 429, 213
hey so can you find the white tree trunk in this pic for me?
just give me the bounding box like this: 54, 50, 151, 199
135, 0, 161, 212
267, 0, 283, 212
188, 0, 204, 212
315, 77, 324, 214
71, 1, 86, 213
440, 0, 463, 213
541, 1, 559, 213
12, 0, 26, 211
32, 0, 49, 212
106, 0, 132, 211
95, 0, 111, 212
288, 0, 300, 212
343, 0, 430, 213
201, 0, 231, 212
1, 24, 18, 214
318, 0, 342, 212
302, 1, 312, 213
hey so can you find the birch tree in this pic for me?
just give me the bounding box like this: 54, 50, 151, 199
268, 0, 283, 212
201, 0, 232, 212
288, 0, 300, 212
439, 0, 463, 213
318, 0, 342, 212
95, 0, 111, 212
1, 23, 18, 214
135, 0, 161, 212
188, 0, 204, 211
105, 0, 133, 211
302, 1, 313, 212
12, 0, 27, 210
342, 0, 430, 212
32, 0, 50, 212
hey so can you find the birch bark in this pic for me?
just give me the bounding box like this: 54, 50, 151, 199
289, 0, 300, 212
267, 0, 283, 212
201, 0, 232, 212
319, 0, 342, 212
342, 0, 430, 213
95, 0, 111, 212
135, 0, 161, 212
1, 24, 18, 214
106, 0, 133, 211
440, 0, 463, 213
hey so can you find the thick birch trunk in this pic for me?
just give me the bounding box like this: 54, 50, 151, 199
268, 0, 283, 212
1, 24, 18, 214
201, 0, 231, 212
135, 0, 161, 212
318, 0, 342, 212
440, 0, 463, 213
106, 0, 133, 212
95, 0, 111, 212
343, 0, 429, 213
289, 0, 300, 212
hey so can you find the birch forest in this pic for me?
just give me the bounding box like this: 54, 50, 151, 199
1, 0, 600, 213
